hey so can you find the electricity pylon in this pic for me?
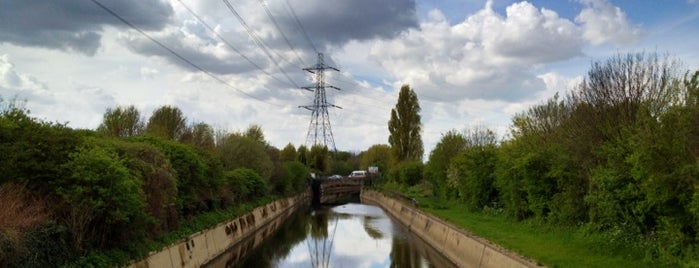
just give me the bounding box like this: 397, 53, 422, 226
299, 53, 340, 151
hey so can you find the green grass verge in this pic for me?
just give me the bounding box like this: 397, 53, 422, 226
385, 185, 662, 268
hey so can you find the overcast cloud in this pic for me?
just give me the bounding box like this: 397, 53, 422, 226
0, 0, 173, 56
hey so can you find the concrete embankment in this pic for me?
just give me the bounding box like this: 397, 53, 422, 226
129, 190, 310, 268
361, 190, 542, 268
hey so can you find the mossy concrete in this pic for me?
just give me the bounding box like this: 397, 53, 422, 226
128, 190, 311, 268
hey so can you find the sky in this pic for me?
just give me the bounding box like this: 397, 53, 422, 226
1, 0, 698, 158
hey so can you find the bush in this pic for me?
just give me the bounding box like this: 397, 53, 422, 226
452, 145, 498, 211
0, 105, 83, 191
226, 168, 268, 201
283, 161, 309, 193
17, 222, 73, 267
133, 136, 209, 216
104, 139, 179, 235
389, 161, 423, 186
218, 135, 273, 181
57, 143, 149, 250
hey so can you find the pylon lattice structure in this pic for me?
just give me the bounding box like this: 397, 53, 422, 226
299, 53, 341, 151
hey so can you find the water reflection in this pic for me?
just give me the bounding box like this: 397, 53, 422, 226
216, 203, 456, 268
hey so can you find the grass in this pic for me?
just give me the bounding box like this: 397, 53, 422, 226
386, 184, 662, 268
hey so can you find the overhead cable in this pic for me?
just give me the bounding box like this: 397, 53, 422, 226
90, 0, 286, 109
258, 0, 307, 66
221, 0, 302, 87
174, 0, 296, 89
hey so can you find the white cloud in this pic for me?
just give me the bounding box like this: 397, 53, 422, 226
367, 2, 586, 103
0, 54, 115, 127
576, 0, 642, 45
0, 54, 46, 91
140, 67, 159, 79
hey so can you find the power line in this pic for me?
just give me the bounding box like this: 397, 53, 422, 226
90, 0, 286, 109
221, 0, 303, 87
258, 0, 307, 66
283, 0, 319, 54
174, 0, 297, 89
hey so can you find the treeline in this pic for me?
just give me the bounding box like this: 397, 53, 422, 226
384, 52, 699, 265
0, 101, 353, 266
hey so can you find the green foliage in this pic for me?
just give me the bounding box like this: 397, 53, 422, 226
494, 141, 529, 220
266, 146, 287, 195
97, 105, 143, 137
0, 102, 83, 190
218, 134, 273, 181
91, 138, 178, 235
227, 168, 268, 200
145, 105, 187, 140
243, 124, 266, 144
279, 143, 297, 162
307, 144, 330, 173
180, 122, 215, 150
133, 136, 209, 216
196, 148, 226, 209
283, 161, 309, 193
388, 84, 423, 162
0, 95, 299, 266
58, 142, 149, 250
424, 130, 466, 200
297, 145, 308, 165
389, 161, 423, 186
328, 150, 358, 175
17, 222, 73, 267
360, 144, 393, 173
452, 144, 498, 211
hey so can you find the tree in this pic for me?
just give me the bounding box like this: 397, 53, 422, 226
145, 105, 186, 140
388, 85, 423, 162
424, 130, 467, 200
307, 144, 330, 173
360, 144, 393, 175
218, 134, 273, 181
297, 145, 308, 165
452, 127, 499, 211
180, 122, 215, 150
97, 105, 144, 137
279, 143, 297, 162
244, 124, 266, 144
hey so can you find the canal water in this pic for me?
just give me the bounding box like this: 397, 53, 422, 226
204, 202, 456, 268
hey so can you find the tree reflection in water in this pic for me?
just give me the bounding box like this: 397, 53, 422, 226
228, 203, 456, 268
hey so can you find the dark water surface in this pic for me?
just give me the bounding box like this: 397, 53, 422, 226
205, 202, 457, 268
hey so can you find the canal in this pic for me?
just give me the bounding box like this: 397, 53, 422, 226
204, 202, 457, 268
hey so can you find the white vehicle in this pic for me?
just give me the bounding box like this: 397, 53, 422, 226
348, 170, 367, 179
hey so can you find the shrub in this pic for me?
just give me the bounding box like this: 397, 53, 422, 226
57, 144, 148, 250
452, 145, 498, 211
390, 161, 423, 186
133, 136, 208, 216
226, 168, 268, 201
283, 161, 309, 193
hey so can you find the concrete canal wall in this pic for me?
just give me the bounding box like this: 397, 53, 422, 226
361, 190, 542, 268
128, 190, 311, 268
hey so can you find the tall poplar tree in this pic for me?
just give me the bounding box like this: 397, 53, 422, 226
388, 85, 423, 161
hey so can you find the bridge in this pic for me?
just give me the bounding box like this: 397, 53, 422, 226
310, 178, 363, 205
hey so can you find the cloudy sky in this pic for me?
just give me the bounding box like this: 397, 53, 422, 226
1, 0, 698, 157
